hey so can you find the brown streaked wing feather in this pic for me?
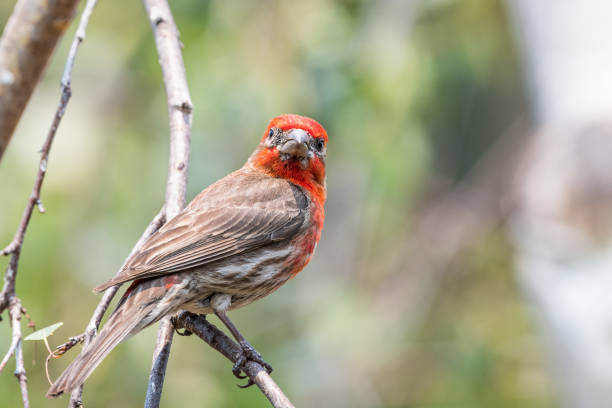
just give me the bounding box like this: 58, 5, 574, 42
94, 169, 307, 292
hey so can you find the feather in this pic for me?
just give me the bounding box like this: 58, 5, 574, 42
47, 282, 171, 397
94, 168, 307, 292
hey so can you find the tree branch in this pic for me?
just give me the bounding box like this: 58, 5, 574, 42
173, 312, 296, 408
0, 298, 22, 375
0, 297, 28, 408
140, 0, 193, 406
144, 318, 174, 407
11, 298, 29, 408
0, 0, 81, 162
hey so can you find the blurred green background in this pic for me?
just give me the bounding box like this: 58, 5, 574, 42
0, 0, 555, 407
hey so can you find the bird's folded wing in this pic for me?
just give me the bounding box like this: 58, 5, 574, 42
94, 196, 304, 292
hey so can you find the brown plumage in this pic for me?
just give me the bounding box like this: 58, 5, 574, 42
47, 114, 328, 397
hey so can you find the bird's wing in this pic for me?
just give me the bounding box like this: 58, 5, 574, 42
94, 170, 307, 292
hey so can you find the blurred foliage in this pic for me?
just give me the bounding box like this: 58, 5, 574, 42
0, 0, 556, 407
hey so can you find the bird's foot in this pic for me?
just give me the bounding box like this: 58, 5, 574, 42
175, 328, 192, 336
233, 341, 273, 388
170, 314, 193, 336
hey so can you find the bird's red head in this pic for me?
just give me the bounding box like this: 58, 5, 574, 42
250, 114, 327, 204
261, 114, 328, 144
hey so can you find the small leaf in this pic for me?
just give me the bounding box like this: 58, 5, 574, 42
24, 322, 63, 341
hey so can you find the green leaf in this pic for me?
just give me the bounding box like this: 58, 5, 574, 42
24, 322, 63, 341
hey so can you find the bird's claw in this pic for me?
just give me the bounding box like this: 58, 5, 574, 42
170, 314, 193, 336
232, 356, 248, 379
232, 342, 273, 388
240, 342, 273, 374
175, 328, 192, 336
237, 379, 255, 389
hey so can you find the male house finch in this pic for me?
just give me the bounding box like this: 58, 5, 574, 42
47, 114, 327, 397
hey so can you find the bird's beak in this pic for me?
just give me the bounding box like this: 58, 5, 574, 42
279, 129, 311, 159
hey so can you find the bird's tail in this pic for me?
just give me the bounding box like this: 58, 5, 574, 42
47, 279, 169, 397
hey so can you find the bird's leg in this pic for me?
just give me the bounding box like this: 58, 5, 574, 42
214, 309, 273, 388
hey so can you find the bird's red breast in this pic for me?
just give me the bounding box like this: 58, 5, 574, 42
251, 114, 327, 279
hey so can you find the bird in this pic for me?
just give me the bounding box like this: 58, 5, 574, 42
47, 114, 327, 397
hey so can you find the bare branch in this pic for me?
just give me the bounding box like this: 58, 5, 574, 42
144, 318, 174, 407
0, 300, 21, 374
143, 0, 193, 218
139, 0, 193, 406
9, 298, 29, 408
15, 340, 29, 408
0, 0, 80, 161
52, 335, 85, 358
173, 312, 295, 408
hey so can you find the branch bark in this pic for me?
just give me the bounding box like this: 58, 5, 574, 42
0, 0, 80, 162
11, 298, 28, 408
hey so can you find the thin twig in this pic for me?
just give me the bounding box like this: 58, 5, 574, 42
52, 335, 85, 358
0, 300, 21, 374
173, 312, 295, 408
15, 341, 29, 408
140, 0, 192, 407
10, 298, 29, 408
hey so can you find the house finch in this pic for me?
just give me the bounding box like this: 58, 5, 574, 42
47, 114, 327, 397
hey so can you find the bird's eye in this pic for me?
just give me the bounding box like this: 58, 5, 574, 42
268, 129, 274, 138
315, 138, 325, 151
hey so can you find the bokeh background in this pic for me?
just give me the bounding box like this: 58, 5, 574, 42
2, 0, 610, 407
